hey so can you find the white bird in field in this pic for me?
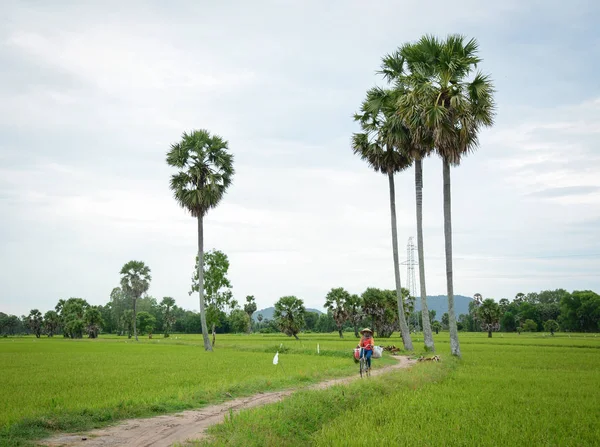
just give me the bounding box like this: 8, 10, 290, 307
273, 351, 279, 365
317, 343, 320, 354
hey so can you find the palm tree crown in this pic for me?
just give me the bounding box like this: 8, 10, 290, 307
166, 129, 235, 217
120, 260, 151, 300
395, 34, 496, 165
352, 87, 413, 174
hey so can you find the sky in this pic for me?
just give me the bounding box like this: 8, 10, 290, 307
1, 0, 599, 316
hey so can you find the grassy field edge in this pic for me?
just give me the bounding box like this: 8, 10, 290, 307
192, 359, 454, 446
0, 352, 396, 447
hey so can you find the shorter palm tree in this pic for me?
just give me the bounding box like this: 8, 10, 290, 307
120, 260, 151, 342
324, 287, 351, 338
477, 299, 501, 338
160, 297, 176, 338
27, 309, 43, 338
274, 296, 305, 340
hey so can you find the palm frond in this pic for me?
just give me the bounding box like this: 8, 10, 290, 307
166, 129, 235, 217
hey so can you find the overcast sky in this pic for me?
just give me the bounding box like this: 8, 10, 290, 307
1, 0, 599, 316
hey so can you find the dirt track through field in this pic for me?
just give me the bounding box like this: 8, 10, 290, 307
39, 355, 415, 447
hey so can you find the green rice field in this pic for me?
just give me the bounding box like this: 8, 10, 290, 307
2, 332, 599, 446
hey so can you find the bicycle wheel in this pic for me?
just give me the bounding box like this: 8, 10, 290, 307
359, 357, 365, 378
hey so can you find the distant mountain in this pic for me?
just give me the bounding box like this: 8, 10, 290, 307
253, 307, 323, 322
414, 295, 473, 318
253, 296, 471, 322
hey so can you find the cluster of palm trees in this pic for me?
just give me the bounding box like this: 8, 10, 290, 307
166, 34, 495, 357
352, 35, 495, 357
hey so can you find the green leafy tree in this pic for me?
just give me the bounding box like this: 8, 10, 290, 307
316, 311, 336, 333
432, 321, 442, 334
361, 288, 406, 338
499, 298, 510, 313
27, 309, 43, 338
1, 313, 21, 336
229, 309, 250, 333
97, 304, 113, 334
303, 311, 319, 331
190, 249, 232, 346
501, 311, 517, 332
274, 296, 305, 340
160, 297, 176, 338
136, 311, 156, 336
441, 312, 449, 330
559, 290, 600, 332
543, 319, 559, 335
54, 299, 67, 337
121, 310, 134, 338
43, 310, 60, 337
120, 261, 151, 342
243, 295, 257, 333
167, 129, 235, 351
522, 319, 538, 332
477, 299, 501, 338
60, 298, 89, 338
84, 306, 104, 338
397, 35, 495, 357
324, 287, 351, 338
352, 87, 414, 351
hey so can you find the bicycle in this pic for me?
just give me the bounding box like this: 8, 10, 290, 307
359, 348, 371, 378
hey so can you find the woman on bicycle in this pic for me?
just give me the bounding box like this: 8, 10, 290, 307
358, 328, 375, 370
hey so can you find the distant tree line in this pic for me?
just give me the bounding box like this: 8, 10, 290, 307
3, 287, 598, 338
457, 289, 600, 336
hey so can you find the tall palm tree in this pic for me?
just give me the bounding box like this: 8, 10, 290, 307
352, 87, 414, 351
166, 129, 234, 351
397, 34, 496, 357
120, 260, 151, 342
380, 52, 436, 352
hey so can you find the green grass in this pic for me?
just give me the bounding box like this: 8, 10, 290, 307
3, 332, 600, 446
0, 333, 393, 446
196, 332, 600, 447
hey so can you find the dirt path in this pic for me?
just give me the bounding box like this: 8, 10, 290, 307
39, 355, 415, 447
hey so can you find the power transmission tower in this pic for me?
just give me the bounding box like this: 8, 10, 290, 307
402, 237, 418, 299
401, 237, 418, 330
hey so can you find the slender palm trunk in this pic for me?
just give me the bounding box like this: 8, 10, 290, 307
133, 298, 138, 342
198, 215, 213, 351
415, 159, 435, 351
338, 328, 343, 338
388, 171, 413, 351
211, 323, 216, 347
443, 159, 461, 357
